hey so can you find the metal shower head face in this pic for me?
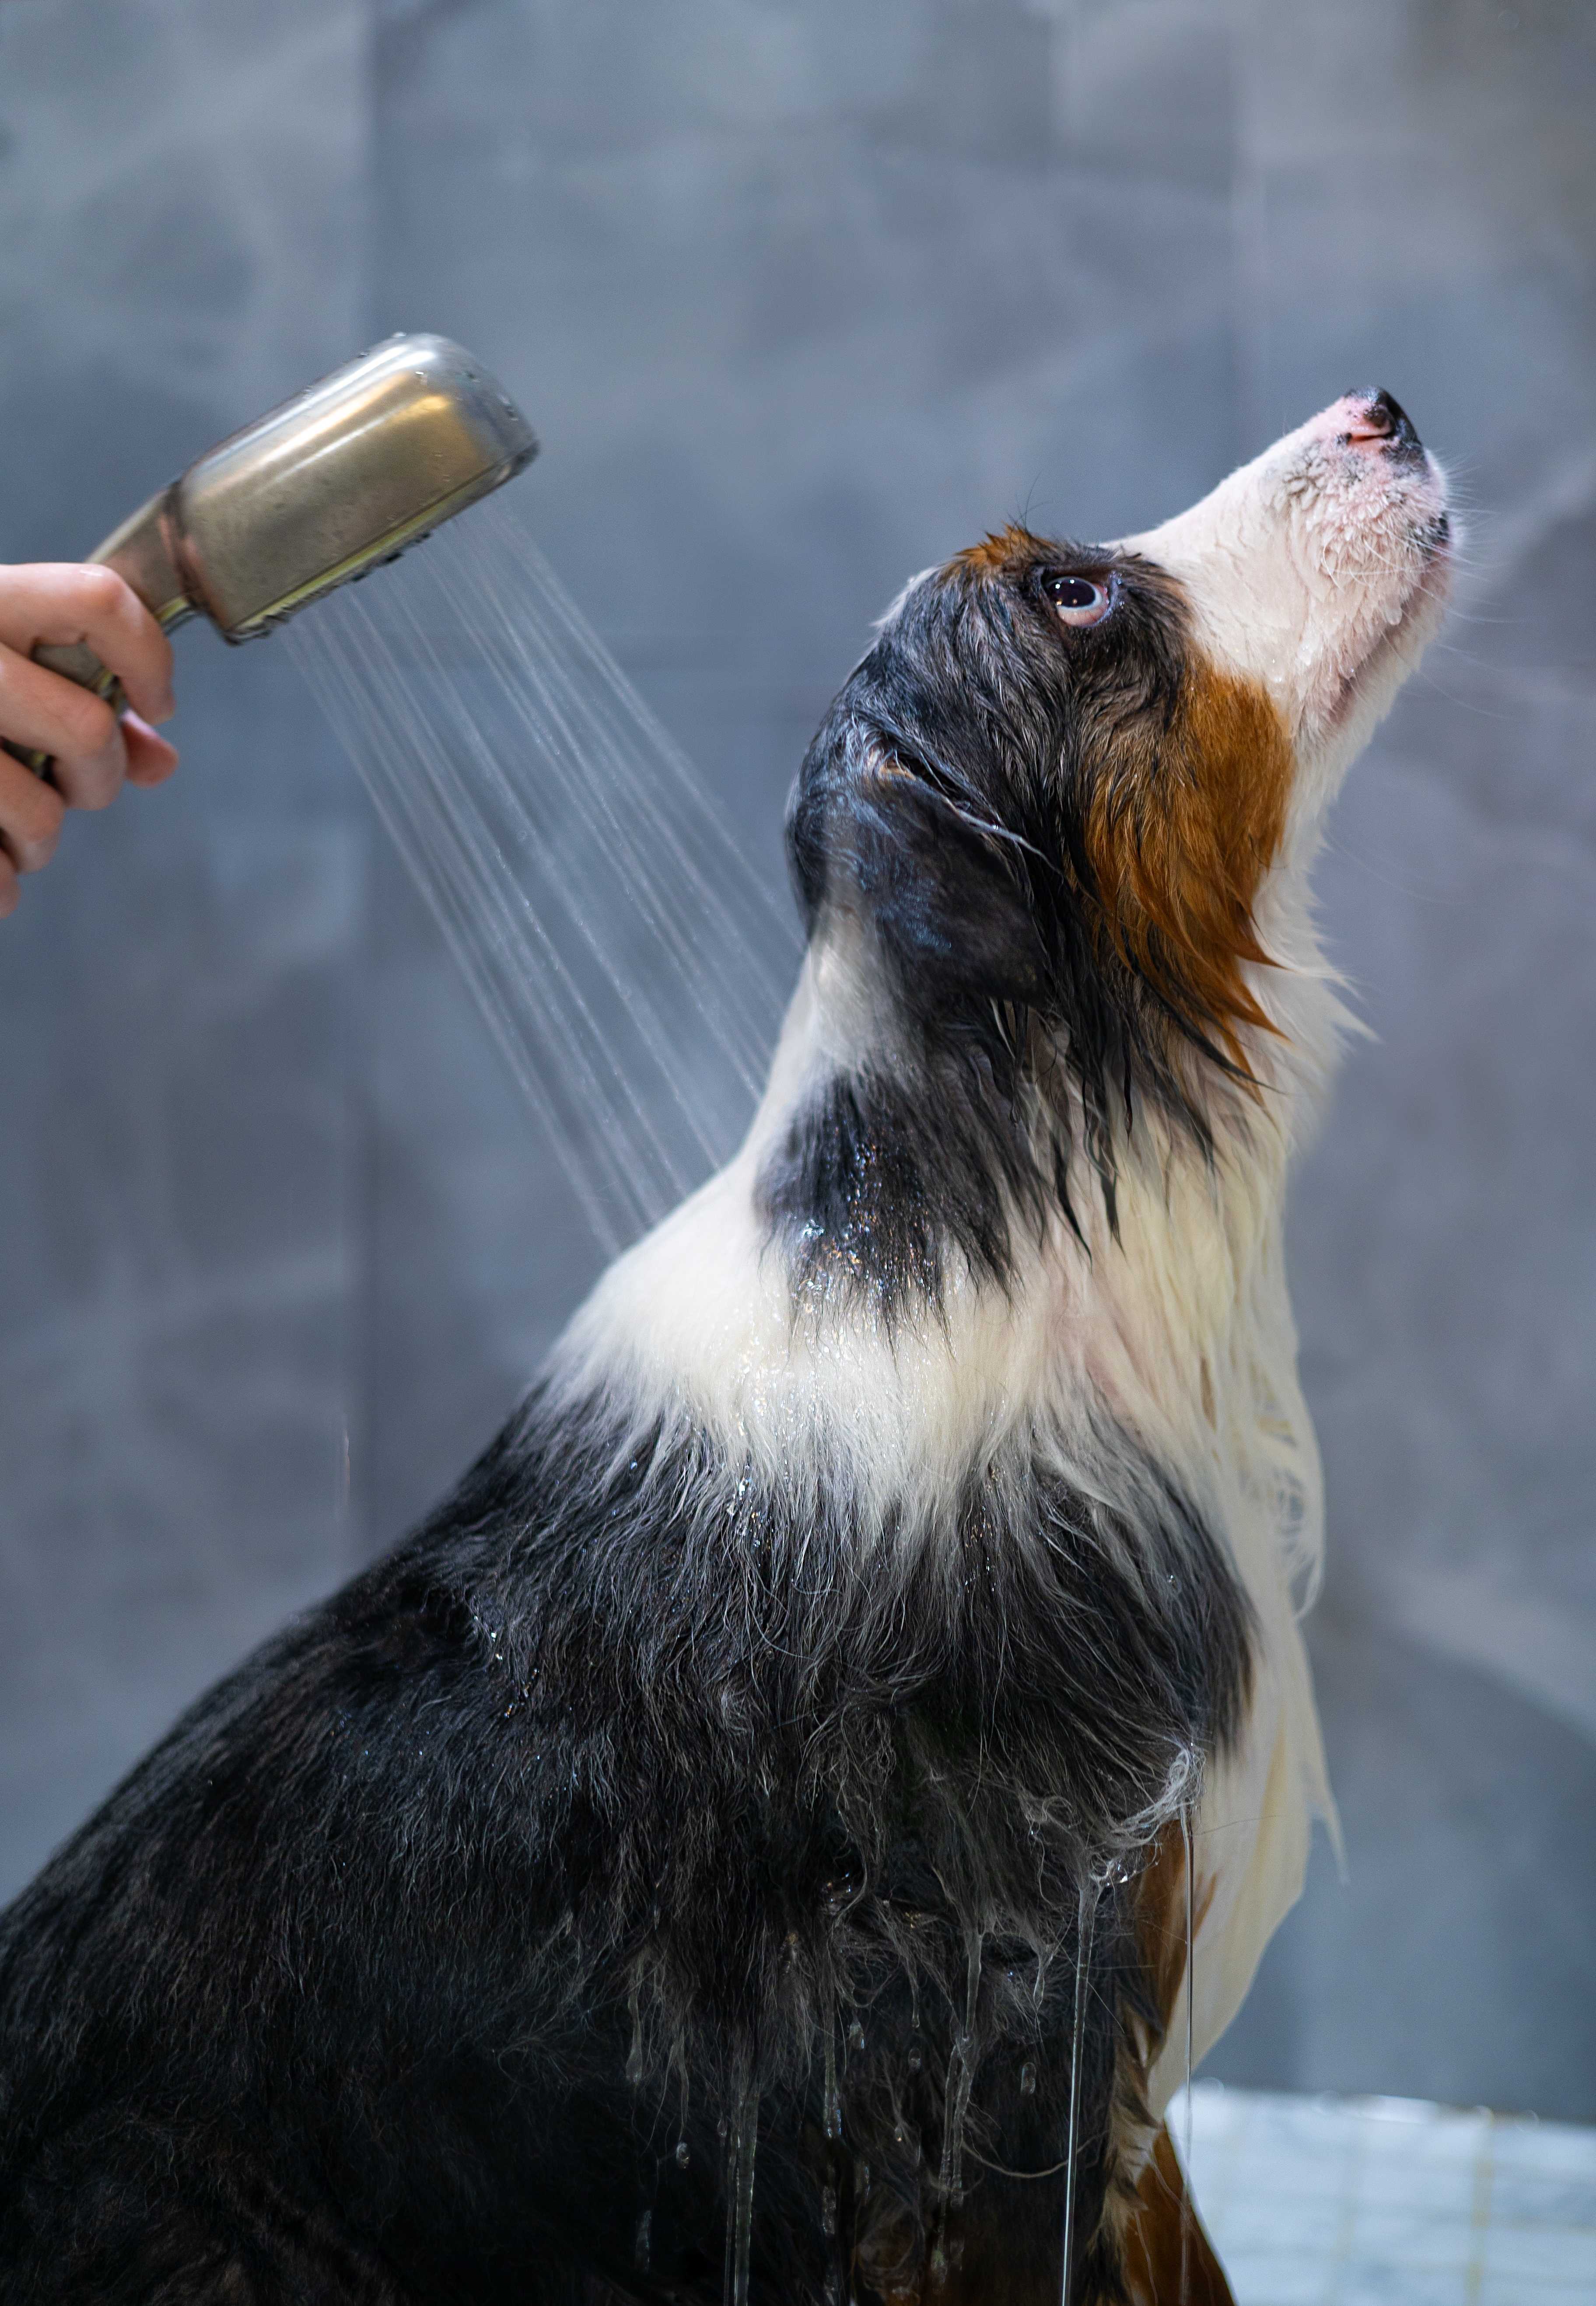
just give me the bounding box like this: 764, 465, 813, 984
8, 334, 538, 773
113, 333, 539, 640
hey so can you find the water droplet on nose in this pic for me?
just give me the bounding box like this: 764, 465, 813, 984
846, 2020, 866, 2055
675, 2139, 691, 2168
1019, 2060, 1037, 2096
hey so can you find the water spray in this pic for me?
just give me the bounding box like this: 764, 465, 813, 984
4, 333, 537, 776
8, 329, 794, 1248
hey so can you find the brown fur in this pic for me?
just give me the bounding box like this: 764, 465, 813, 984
1130, 1821, 1216, 2045
1082, 656, 1292, 1078
952, 522, 1040, 577
1119, 2128, 1234, 2306
948, 524, 1294, 1081
1099, 1824, 1232, 2303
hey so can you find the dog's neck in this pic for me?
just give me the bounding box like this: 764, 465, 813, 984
553, 851, 1344, 1579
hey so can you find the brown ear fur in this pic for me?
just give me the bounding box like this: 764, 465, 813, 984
1083, 659, 1293, 1079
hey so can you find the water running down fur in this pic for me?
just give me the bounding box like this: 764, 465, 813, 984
0, 392, 1451, 2304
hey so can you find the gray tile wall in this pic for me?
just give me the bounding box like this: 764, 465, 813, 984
1, 0, 1592, 2119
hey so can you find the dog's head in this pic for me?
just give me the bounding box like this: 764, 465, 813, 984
787, 391, 1450, 1141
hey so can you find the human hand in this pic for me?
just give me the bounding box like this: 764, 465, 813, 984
0, 563, 180, 917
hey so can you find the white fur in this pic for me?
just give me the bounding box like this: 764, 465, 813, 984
553, 399, 1451, 2106
1126, 394, 1452, 825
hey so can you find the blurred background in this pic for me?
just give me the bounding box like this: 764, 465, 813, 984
1, 0, 1592, 2121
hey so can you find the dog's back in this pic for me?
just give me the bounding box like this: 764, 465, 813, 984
0, 393, 1450, 2304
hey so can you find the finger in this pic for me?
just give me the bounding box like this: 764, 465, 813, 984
0, 851, 18, 918
0, 634, 122, 760
0, 749, 66, 873
0, 564, 175, 724
49, 717, 129, 812
122, 711, 180, 788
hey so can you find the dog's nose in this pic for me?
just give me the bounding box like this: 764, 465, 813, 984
1341, 387, 1426, 465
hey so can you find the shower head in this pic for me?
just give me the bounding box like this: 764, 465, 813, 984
10, 333, 537, 773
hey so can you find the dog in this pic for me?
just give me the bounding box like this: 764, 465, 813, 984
0, 391, 1450, 2304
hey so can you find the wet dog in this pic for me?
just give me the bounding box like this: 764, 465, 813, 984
0, 393, 1449, 2304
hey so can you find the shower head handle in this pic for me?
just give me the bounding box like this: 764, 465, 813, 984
10, 333, 538, 773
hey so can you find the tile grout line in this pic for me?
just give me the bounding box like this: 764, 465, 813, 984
1464, 2114, 1491, 2306
1323, 2105, 1364, 2306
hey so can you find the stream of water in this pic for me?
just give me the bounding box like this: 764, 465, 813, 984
286, 491, 799, 1255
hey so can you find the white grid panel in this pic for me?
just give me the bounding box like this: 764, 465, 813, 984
1169, 2084, 1596, 2306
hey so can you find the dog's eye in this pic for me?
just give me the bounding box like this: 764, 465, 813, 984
1043, 572, 1113, 628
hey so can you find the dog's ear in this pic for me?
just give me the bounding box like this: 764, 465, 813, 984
788, 736, 1050, 1012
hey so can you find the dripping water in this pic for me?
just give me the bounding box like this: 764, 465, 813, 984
822, 2020, 842, 2143
928, 1929, 984, 2286
1180, 1801, 1196, 2304
1059, 1878, 1099, 2306
936, 1930, 983, 2210
626, 1971, 645, 2089
287, 491, 800, 1255
724, 2083, 760, 2306
821, 2012, 847, 2306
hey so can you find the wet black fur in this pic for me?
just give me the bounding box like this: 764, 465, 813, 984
0, 539, 1259, 2303
0, 1390, 1250, 2302
774, 537, 1214, 1281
